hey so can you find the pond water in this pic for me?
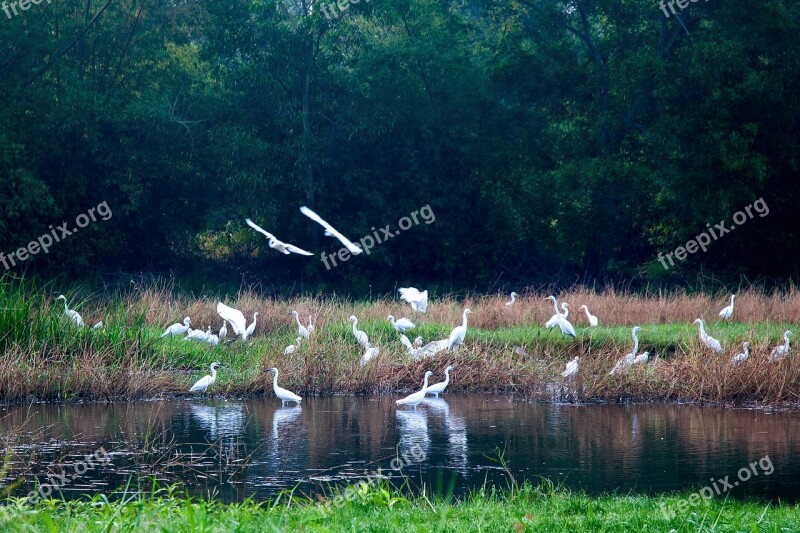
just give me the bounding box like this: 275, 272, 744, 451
1, 396, 799, 503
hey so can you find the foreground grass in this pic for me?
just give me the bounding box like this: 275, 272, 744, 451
0, 482, 797, 532
1, 276, 799, 404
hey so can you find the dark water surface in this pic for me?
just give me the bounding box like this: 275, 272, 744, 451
2, 396, 799, 503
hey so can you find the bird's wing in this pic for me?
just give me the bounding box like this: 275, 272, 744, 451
284, 242, 314, 256
217, 301, 246, 335
399, 334, 413, 350
245, 218, 276, 240
300, 206, 362, 254
399, 287, 421, 300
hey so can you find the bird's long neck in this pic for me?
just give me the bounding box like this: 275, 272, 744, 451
62, 300, 69, 313
550, 298, 559, 314
631, 331, 639, 354
352, 320, 358, 334
785, 335, 791, 350
422, 374, 431, 390
462, 311, 469, 328
744, 344, 749, 356
561, 304, 569, 318
443, 369, 451, 386
730, 295, 735, 305
210, 367, 217, 380
697, 322, 705, 335
583, 307, 591, 319
293, 313, 303, 328
272, 371, 279, 388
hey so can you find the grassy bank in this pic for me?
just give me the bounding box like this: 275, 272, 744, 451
0, 482, 797, 532
1, 276, 799, 404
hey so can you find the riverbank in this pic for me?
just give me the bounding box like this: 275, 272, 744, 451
1, 482, 798, 532
1, 278, 798, 405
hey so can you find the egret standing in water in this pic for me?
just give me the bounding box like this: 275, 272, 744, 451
719, 294, 735, 320
693, 319, 723, 354
396, 371, 434, 409
579, 305, 599, 327
448, 309, 472, 352
268, 367, 302, 406
189, 362, 221, 393
399, 287, 428, 313
426, 366, 454, 397
56, 295, 84, 327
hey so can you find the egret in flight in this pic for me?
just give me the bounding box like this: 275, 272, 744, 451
189, 362, 221, 392
268, 367, 302, 406
693, 319, 723, 354
399, 287, 428, 313
731, 342, 750, 366
290, 310, 310, 339
426, 366, 453, 397
579, 305, 599, 327
245, 218, 313, 256
388, 315, 415, 333
448, 308, 472, 352
349, 315, 369, 347
56, 295, 84, 327
505, 292, 517, 306
300, 206, 362, 255
217, 302, 259, 340
719, 294, 735, 320
769, 331, 792, 362
396, 371, 434, 409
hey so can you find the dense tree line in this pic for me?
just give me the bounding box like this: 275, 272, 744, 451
0, 0, 798, 292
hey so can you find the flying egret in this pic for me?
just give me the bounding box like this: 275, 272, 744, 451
360, 343, 380, 367
448, 308, 472, 352
284, 337, 303, 355
610, 326, 642, 375
693, 319, 723, 354
268, 367, 302, 406
56, 295, 84, 327
719, 294, 736, 320
161, 317, 191, 338
349, 315, 369, 347
396, 371, 434, 409
426, 366, 453, 397
217, 302, 258, 340
290, 310, 310, 339
399, 287, 428, 313
245, 218, 313, 256
562, 357, 579, 378
731, 342, 750, 366
189, 362, 221, 392
579, 305, 599, 327
768, 331, 792, 362
505, 292, 517, 306
299, 205, 362, 255
388, 315, 415, 333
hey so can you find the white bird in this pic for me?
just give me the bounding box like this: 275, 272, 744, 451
769, 331, 792, 362
349, 315, 369, 347
610, 326, 642, 375
426, 366, 453, 397
632, 352, 650, 366
448, 308, 472, 352
396, 371, 434, 409
161, 316, 191, 338
388, 315, 415, 333
307, 315, 315, 334
56, 295, 84, 327
217, 302, 258, 340
553, 303, 576, 338
562, 357, 579, 378
693, 319, 723, 354
399, 334, 416, 355
219, 321, 227, 341
268, 367, 302, 405
205, 333, 220, 346
245, 218, 313, 256
579, 305, 599, 327
299, 205, 362, 255
719, 294, 736, 320
360, 343, 380, 367
414, 339, 451, 359
505, 292, 517, 306
189, 362, 221, 392
186, 326, 212, 343
413, 336, 424, 349
399, 287, 428, 313
544, 297, 569, 328
731, 341, 750, 366
284, 337, 303, 355
92, 321, 104, 329
290, 310, 310, 339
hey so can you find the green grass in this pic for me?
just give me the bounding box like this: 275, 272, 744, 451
0, 482, 797, 532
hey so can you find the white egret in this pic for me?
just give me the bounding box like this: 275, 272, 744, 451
56, 295, 84, 327
768, 331, 792, 362
413, 336, 424, 349
284, 337, 302, 355
205, 333, 220, 346
161, 316, 191, 338
554, 304, 576, 337
92, 321, 104, 329
217, 302, 258, 340
399, 287, 428, 313
396, 371, 434, 409
693, 319, 723, 354
719, 294, 735, 320
219, 321, 227, 341
632, 352, 650, 366
399, 334, 416, 356
349, 315, 369, 347
290, 310, 310, 339
360, 343, 380, 367
562, 357, 579, 378
245, 218, 313, 256
243, 312, 259, 340
544, 297, 569, 328
505, 292, 517, 306
299, 205, 362, 255
448, 308, 472, 352
426, 366, 453, 397
414, 339, 450, 359
731, 342, 750, 366
268, 367, 302, 406
189, 362, 221, 392
388, 315, 415, 333
579, 305, 599, 327
186, 326, 212, 343
307, 315, 315, 334
610, 326, 642, 375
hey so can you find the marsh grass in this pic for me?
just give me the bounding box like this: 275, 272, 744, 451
1, 274, 799, 404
